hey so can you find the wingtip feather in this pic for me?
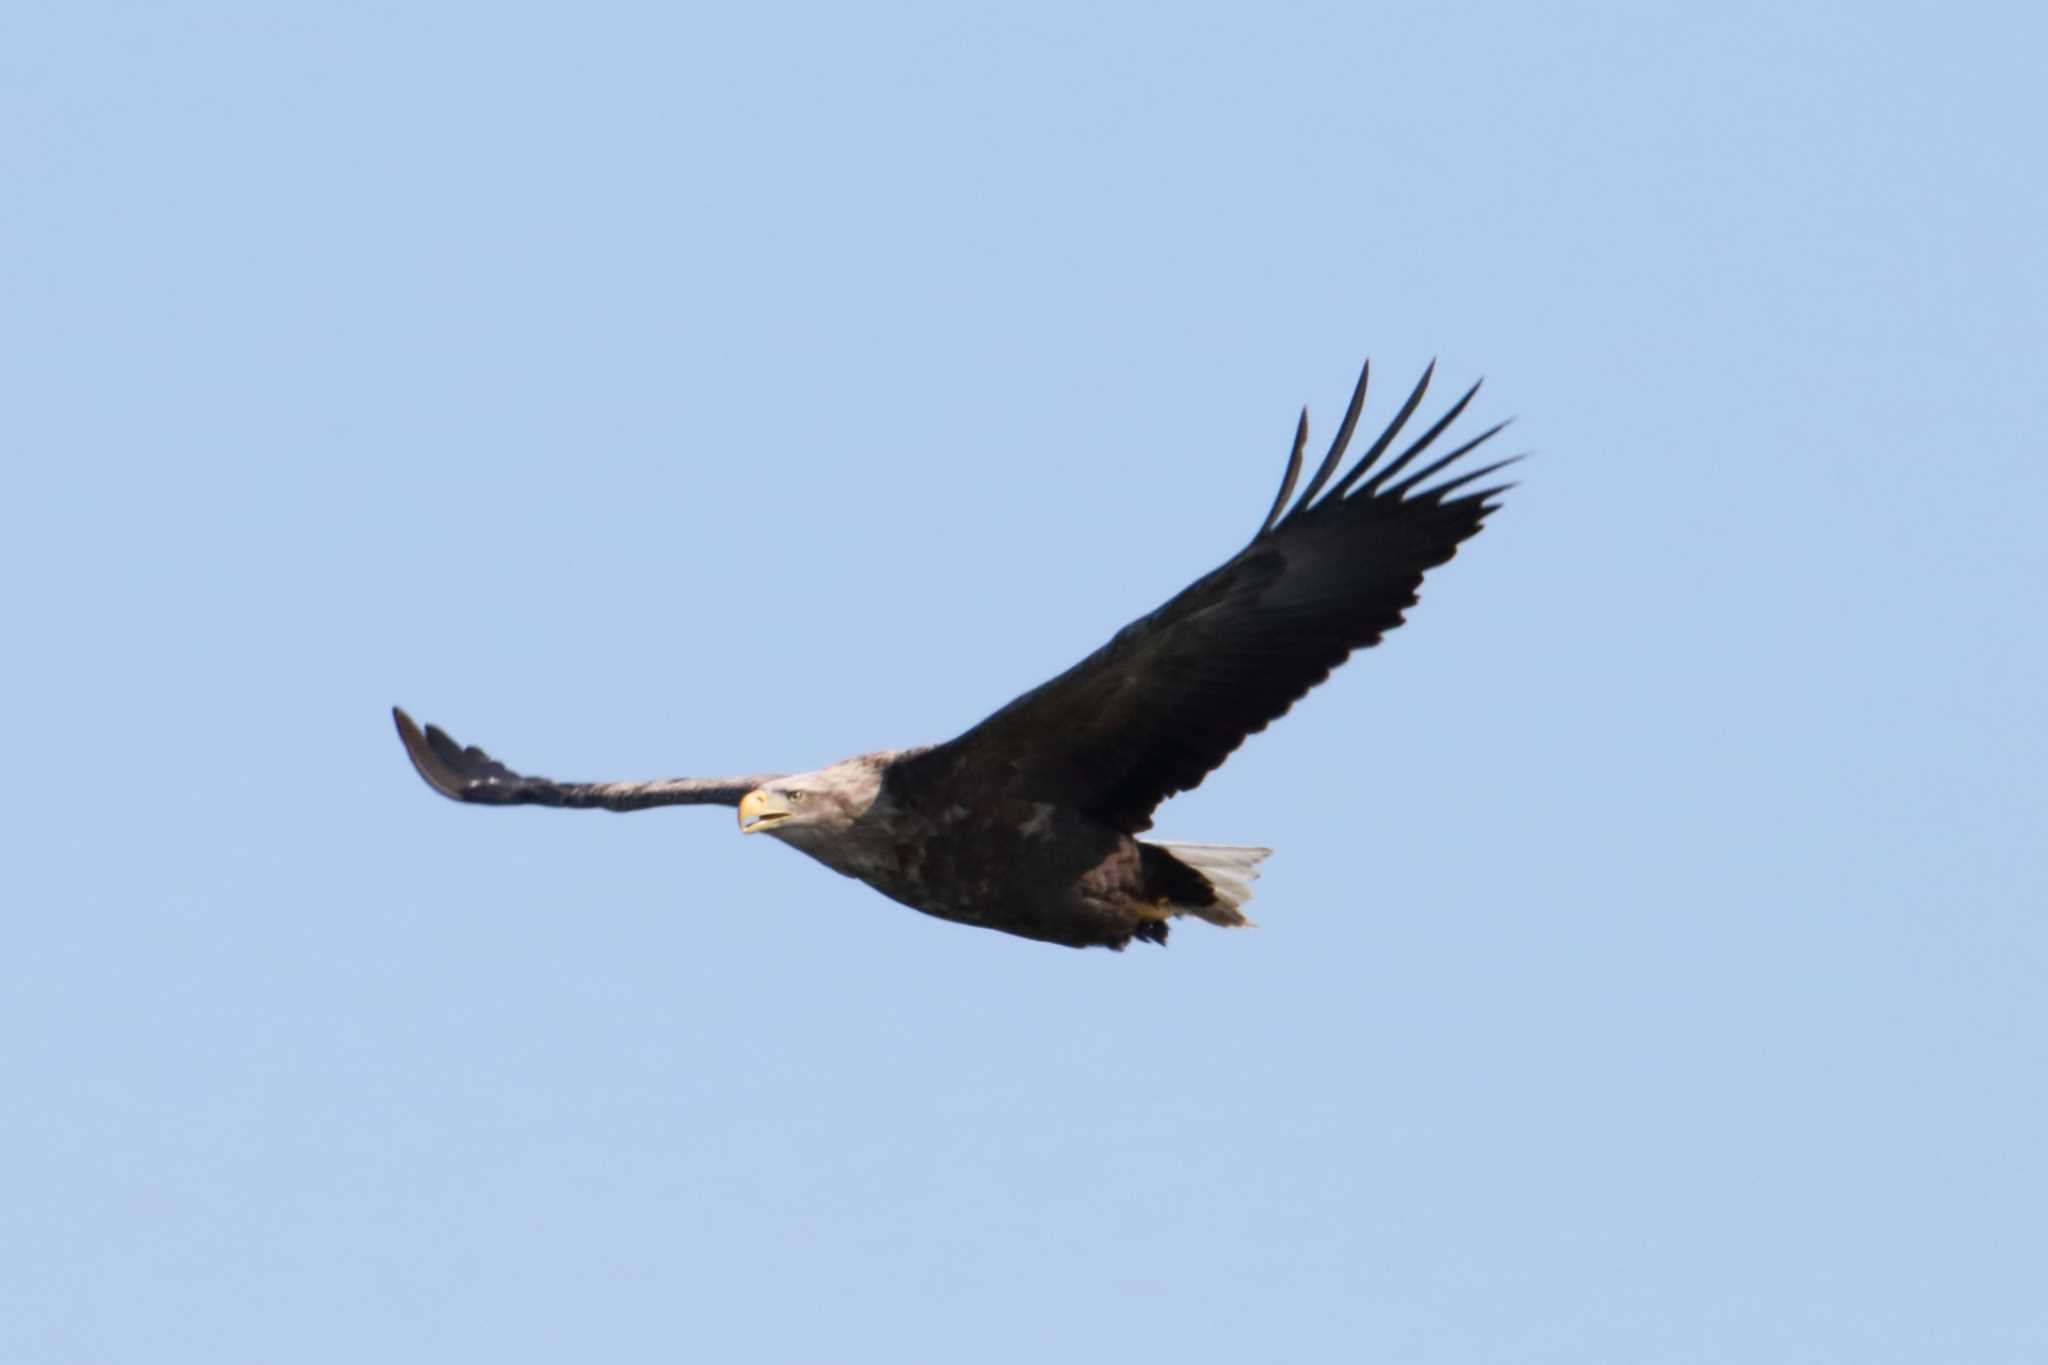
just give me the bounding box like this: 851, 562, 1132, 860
394, 706, 466, 799
1258, 406, 1312, 537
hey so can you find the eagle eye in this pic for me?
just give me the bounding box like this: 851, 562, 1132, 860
789, 790, 807, 805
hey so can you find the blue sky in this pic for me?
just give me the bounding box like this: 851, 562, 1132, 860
5, 3, 2044, 1360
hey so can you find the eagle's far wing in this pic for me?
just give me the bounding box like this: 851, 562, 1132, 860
888, 362, 1515, 834
393, 708, 783, 811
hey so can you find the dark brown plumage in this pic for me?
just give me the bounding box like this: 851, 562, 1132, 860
396, 360, 1515, 950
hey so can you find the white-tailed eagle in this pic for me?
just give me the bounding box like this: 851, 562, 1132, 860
395, 361, 1515, 949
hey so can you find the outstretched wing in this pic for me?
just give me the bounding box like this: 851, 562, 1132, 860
888, 361, 1515, 833
392, 708, 783, 811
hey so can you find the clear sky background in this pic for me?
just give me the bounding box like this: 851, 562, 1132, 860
5, 3, 2043, 1361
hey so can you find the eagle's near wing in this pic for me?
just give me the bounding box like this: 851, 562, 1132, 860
392, 708, 783, 811
888, 361, 1515, 834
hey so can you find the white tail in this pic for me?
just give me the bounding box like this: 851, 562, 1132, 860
1153, 842, 1271, 928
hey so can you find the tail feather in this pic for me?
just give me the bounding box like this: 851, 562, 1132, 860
1151, 841, 1271, 928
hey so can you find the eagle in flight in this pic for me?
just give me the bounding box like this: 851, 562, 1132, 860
396, 361, 1515, 950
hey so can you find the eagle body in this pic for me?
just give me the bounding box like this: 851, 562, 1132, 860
395, 360, 1515, 951
751, 753, 1251, 948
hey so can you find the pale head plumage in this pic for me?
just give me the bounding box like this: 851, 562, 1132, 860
737, 753, 899, 843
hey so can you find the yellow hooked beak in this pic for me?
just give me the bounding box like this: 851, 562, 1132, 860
738, 788, 793, 835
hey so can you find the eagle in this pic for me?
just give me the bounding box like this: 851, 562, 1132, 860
395, 361, 1515, 950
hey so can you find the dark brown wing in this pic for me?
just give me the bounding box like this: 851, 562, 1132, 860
887, 362, 1515, 833
393, 708, 783, 811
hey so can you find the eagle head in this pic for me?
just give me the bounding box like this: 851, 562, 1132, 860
737, 758, 887, 842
